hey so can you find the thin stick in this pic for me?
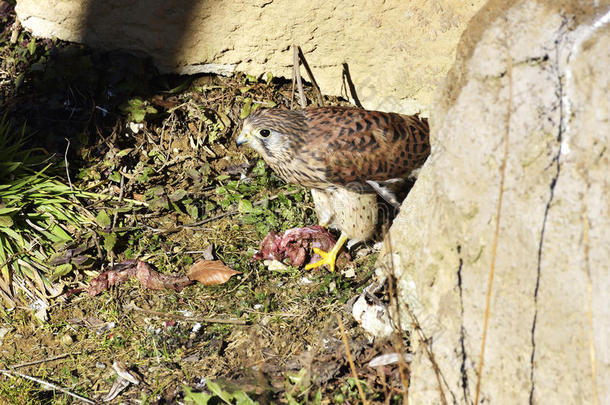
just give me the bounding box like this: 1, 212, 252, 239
293, 45, 307, 109
290, 66, 296, 110
63, 138, 73, 191
0, 369, 96, 404
183, 210, 234, 228
341, 63, 364, 108
111, 172, 126, 230
296, 46, 324, 107
164, 250, 213, 255
183, 189, 302, 228
382, 229, 410, 405
382, 228, 448, 404
78, 186, 148, 206
11, 352, 81, 369
582, 196, 599, 405
157, 113, 177, 173
125, 304, 247, 325
474, 47, 513, 405
394, 282, 448, 404
336, 314, 369, 405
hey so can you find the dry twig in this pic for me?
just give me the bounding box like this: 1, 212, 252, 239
296, 46, 324, 107
474, 42, 513, 405
63, 138, 73, 191
125, 303, 247, 325
582, 194, 599, 405
292, 45, 307, 109
10, 352, 81, 369
111, 171, 125, 230
0, 369, 96, 404
383, 228, 411, 405
382, 229, 449, 404
336, 314, 369, 405
183, 189, 302, 229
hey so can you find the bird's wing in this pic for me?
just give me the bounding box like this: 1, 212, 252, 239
302, 107, 430, 188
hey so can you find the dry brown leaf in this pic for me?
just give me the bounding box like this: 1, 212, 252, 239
87, 260, 193, 296
187, 260, 241, 285
151, 94, 180, 109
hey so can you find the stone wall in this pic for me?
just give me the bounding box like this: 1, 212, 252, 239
15, 0, 485, 114
380, 0, 609, 403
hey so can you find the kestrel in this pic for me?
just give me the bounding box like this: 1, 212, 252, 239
236, 106, 429, 271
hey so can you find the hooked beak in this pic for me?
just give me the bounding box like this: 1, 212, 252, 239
236, 130, 250, 146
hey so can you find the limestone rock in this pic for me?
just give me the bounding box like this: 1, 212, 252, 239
379, 0, 610, 403
14, 0, 485, 114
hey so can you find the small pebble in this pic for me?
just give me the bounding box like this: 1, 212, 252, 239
60, 334, 74, 345
299, 276, 313, 285
264, 259, 288, 271
341, 265, 356, 278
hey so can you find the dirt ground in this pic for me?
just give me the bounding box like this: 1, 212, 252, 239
0, 3, 409, 403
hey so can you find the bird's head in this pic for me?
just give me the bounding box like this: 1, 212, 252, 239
236, 108, 307, 163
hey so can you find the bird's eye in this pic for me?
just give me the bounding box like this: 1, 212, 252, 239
259, 129, 271, 137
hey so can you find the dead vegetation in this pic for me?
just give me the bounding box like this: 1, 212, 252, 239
0, 3, 410, 403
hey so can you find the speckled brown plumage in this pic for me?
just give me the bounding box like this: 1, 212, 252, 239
241, 106, 430, 190
236, 106, 430, 271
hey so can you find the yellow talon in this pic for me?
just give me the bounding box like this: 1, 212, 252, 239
304, 233, 348, 272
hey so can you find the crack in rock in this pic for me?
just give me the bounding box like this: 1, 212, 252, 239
529, 17, 570, 404
456, 245, 471, 404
